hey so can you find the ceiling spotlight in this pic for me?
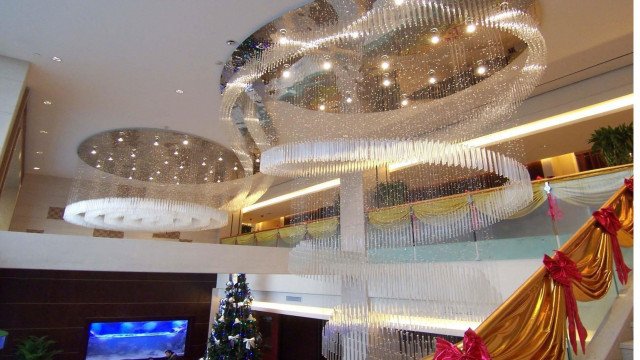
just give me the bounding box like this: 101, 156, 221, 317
179, 165, 184, 169
346, 97, 353, 104
90, 149, 97, 155
209, 170, 214, 174
233, 166, 238, 171
39, 130, 48, 134
322, 61, 332, 70
255, 158, 260, 163
476, 65, 487, 75
278, 37, 288, 45
96, 164, 101, 168
380, 61, 390, 70
319, 104, 326, 111
43, 100, 52, 105
164, 160, 169, 164
153, 140, 159, 146
36, 151, 43, 155
176, 182, 179, 185
51, 56, 62, 62
156, 170, 160, 174
282, 70, 291, 78
430, 35, 441, 44
429, 76, 437, 84
175, 89, 184, 94
394, 0, 405, 4
466, 23, 477, 33
202, 161, 207, 166
401, 99, 409, 106
149, 177, 154, 180
226, 40, 236, 45
182, 140, 189, 145
128, 176, 133, 180
117, 137, 124, 142
131, 167, 136, 171
204, 177, 208, 181
174, 176, 178, 179
217, 179, 221, 183
130, 153, 136, 158
218, 156, 223, 161
33, 167, 40, 170
382, 78, 392, 87
107, 156, 113, 161
174, 151, 179, 155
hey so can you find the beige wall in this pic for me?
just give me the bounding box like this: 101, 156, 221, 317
10, 173, 220, 243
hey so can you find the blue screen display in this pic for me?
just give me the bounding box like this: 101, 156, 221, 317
86, 319, 188, 360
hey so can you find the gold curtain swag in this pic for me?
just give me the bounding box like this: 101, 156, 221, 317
425, 186, 633, 360
307, 218, 339, 238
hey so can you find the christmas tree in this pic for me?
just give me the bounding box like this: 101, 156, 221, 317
208, 274, 261, 360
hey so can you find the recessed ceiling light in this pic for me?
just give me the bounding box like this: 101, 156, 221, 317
204, 177, 208, 181
174, 151, 179, 155
90, 149, 97, 155
36, 151, 43, 155
255, 158, 260, 163
233, 166, 238, 171
131, 167, 136, 171
156, 170, 160, 174
278, 37, 288, 45
318, 104, 326, 111
346, 97, 353, 104
164, 160, 169, 165
182, 140, 189, 145
179, 165, 184, 169
117, 137, 124, 142
430, 35, 441, 44
43, 100, 52, 105
217, 179, 221, 183
283, 70, 291, 78
202, 161, 207, 166
39, 130, 48, 134
96, 164, 101, 168
175, 89, 184, 94
107, 156, 113, 161
33, 167, 40, 170
401, 99, 409, 106
149, 177, 154, 180
382, 78, 392, 87
209, 170, 213, 174
130, 153, 136, 158
322, 61, 332, 70
429, 76, 437, 84
466, 24, 477, 33
153, 141, 159, 146
218, 157, 223, 161
174, 176, 178, 179
380, 61, 390, 70
226, 40, 237, 45
51, 56, 62, 62
176, 182, 179, 185
476, 65, 487, 75
128, 176, 133, 180
394, 0, 405, 4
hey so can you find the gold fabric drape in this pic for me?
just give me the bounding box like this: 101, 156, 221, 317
236, 233, 255, 245
221, 236, 236, 245
506, 182, 546, 219
279, 225, 307, 245
307, 218, 339, 238
424, 187, 633, 360
255, 229, 279, 246
368, 206, 410, 228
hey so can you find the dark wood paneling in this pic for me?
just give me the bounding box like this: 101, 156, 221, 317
277, 314, 325, 360
0, 268, 216, 360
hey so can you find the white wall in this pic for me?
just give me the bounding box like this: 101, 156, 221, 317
0, 230, 291, 273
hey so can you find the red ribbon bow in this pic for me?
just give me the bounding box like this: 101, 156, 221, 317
593, 206, 631, 284
624, 178, 633, 193
434, 328, 491, 360
546, 192, 563, 221
543, 251, 587, 355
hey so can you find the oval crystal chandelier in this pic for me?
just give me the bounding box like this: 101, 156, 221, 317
220, 0, 546, 358
64, 128, 272, 232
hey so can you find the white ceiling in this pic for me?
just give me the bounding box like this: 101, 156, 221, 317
0, 0, 633, 178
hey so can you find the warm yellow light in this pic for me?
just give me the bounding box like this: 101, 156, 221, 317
388, 94, 634, 172
252, 301, 333, 319
380, 61, 390, 70
242, 178, 340, 213
466, 24, 477, 33
430, 35, 440, 44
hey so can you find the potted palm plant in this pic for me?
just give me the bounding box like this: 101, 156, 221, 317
14, 336, 62, 360
588, 123, 633, 166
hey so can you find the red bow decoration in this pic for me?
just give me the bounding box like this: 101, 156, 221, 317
544, 251, 587, 355
624, 178, 633, 193
593, 206, 631, 284
546, 192, 563, 221
434, 328, 491, 360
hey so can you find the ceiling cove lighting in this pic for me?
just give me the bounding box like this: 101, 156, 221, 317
388, 94, 634, 172
242, 178, 340, 213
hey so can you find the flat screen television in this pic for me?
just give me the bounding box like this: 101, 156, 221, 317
84, 318, 189, 360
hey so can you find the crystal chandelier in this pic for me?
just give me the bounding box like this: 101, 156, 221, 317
220, 0, 545, 358
64, 128, 272, 232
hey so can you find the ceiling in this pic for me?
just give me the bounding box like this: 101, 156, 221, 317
0, 0, 633, 180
